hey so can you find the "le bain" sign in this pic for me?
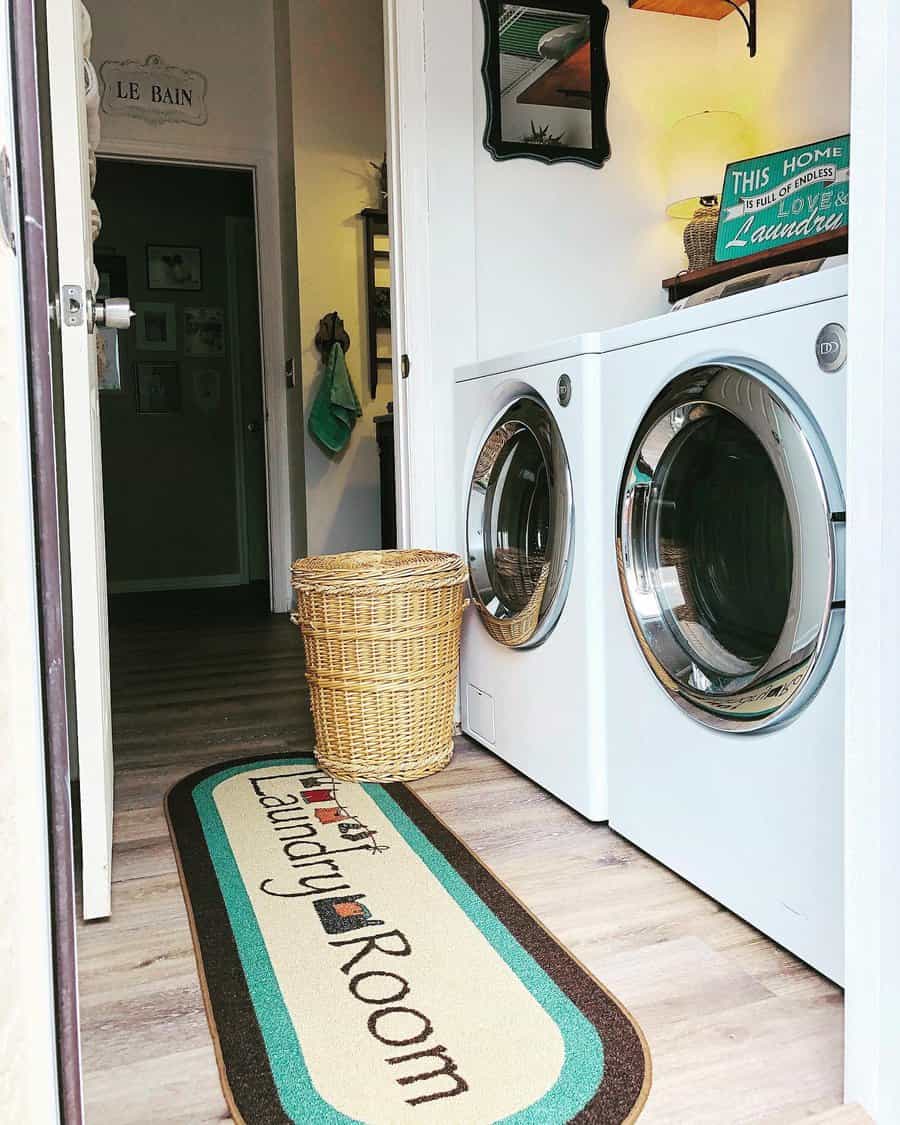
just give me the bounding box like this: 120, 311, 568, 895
99, 55, 208, 127
715, 135, 850, 263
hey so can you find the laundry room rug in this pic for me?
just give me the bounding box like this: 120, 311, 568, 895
166, 756, 650, 1124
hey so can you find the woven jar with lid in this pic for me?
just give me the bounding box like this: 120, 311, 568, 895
683, 197, 721, 271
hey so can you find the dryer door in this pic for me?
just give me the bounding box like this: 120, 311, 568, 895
617, 364, 845, 732
467, 395, 574, 649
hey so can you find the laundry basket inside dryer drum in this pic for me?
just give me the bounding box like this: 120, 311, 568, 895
467, 395, 574, 649
617, 364, 845, 732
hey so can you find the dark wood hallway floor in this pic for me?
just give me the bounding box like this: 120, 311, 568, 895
75, 604, 853, 1124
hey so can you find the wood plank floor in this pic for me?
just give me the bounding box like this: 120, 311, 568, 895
76, 605, 859, 1123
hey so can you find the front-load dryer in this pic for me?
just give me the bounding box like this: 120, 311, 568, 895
456, 263, 847, 977
455, 358, 608, 820
600, 267, 847, 982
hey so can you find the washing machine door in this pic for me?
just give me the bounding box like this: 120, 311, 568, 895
617, 364, 845, 732
467, 394, 574, 649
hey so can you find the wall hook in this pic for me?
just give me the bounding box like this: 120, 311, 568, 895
315, 311, 350, 361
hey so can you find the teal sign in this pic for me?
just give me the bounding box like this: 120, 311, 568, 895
715, 134, 850, 263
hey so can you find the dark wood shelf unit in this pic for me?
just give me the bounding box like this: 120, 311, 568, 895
662, 228, 848, 304
375, 413, 397, 549
360, 208, 390, 398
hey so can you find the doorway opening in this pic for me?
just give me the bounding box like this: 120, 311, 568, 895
94, 159, 271, 619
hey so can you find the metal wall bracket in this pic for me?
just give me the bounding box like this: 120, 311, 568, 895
722, 0, 757, 58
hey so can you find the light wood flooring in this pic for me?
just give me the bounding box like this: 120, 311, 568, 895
76, 602, 864, 1124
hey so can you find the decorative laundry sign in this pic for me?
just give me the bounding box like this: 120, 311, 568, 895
715, 134, 850, 263
99, 56, 208, 127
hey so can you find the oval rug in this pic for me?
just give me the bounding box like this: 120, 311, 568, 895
166, 755, 651, 1124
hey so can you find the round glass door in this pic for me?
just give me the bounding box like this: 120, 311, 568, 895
617, 364, 845, 731
467, 395, 573, 649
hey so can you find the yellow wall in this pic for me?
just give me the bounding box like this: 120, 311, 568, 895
289, 0, 391, 558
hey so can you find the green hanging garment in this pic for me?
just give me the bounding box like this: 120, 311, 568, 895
308, 342, 362, 454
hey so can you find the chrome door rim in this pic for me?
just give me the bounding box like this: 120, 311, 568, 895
467, 394, 574, 649
616, 363, 845, 732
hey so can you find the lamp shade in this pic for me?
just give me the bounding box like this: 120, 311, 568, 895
665, 110, 753, 220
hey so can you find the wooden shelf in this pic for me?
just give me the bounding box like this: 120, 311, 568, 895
662, 228, 848, 304
629, 0, 747, 19
516, 42, 591, 108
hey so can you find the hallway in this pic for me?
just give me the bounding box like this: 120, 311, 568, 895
77, 606, 849, 1124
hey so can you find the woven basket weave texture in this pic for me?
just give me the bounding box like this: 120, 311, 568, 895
291, 549, 468, 782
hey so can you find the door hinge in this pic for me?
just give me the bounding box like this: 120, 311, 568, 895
401, 353, 411, 379
61, 284, 84, 327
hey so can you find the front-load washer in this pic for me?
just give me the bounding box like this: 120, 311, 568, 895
454, 359, 608, 820
456, 262, 846, 978
603, 267, 847, 982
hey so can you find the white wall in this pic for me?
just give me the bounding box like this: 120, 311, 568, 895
472, 0, 852, 360
472, 5, 711, 361
87, 0, 306, 599
89, 0, 279, 154
289, 0, 390, 559
712, 0, 852, 153
415, 0, 851, 551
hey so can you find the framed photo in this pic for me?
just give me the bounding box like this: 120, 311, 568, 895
96, 327, 122, 391
136, 302, 176, 351
479, 0, 611, 168
147, 244, 202, 290
191, 367, 223, 413
94, 252, 128, 301
183, 306, 225, 356
136, 362, 181, 414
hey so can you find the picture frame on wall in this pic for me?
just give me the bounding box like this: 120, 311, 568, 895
95, 251, 128, 301
136, 362, 181, 414
97, 327, 122, 392
147, 243, 203, 291
183, 306, 225, 356
479, 0, 611, 168
136, 302, 177, 351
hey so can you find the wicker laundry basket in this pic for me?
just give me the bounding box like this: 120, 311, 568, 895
291, 549, 469, 782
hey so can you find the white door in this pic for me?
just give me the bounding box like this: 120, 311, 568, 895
47, 0, 115, 919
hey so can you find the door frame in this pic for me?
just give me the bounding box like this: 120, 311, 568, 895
8, 0, 78, 1114
97, 141, 293, 612
382, 0, 479, 551
225, 214, 261, 585
843, 0, 900, 1118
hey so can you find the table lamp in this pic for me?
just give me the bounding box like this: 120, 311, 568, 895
665, 110, 753, 271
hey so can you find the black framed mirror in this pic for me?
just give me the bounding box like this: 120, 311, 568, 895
479, 0, 611, 169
